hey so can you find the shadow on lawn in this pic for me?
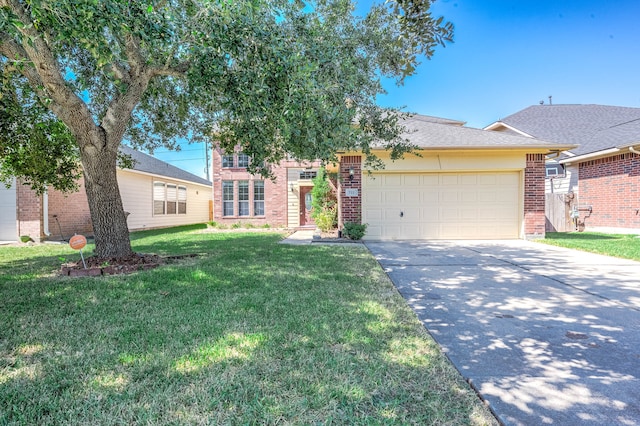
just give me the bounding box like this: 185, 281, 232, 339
545, 232, 621, 241
0, 232, 493, 425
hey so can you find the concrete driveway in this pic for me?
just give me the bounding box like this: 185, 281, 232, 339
365, 240, 640, 426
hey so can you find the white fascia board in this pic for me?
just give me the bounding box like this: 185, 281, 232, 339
118, 168, 212, 189
483, 122, 534, 138
559, 148, 620, 165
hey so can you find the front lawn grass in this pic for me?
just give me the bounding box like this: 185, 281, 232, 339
0, 226, 496, 425
541, 232, 640, 261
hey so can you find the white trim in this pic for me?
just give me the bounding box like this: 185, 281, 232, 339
560, 148, 621, 164
43, 189, 51, 236
483, 121, 535, 138
119, 168, 211, 188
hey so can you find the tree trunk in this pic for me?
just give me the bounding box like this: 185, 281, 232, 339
80, 142, 133, 259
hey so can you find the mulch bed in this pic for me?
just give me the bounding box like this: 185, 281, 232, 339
60, 253, 198, 277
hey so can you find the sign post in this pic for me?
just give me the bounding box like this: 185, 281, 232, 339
69, 234, 88, 269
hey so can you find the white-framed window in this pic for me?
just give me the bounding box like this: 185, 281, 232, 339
153, 181, 187, 216
223, 181, 234, 216
154, 181, 166, 215
254, 181, 265, 216
238, 181, 249, 216
222, 154, 234, 168
154, 181, 187, 215
238, 153, 250, 168
178, 186, 187, 214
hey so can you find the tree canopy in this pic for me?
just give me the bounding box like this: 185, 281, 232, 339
0, 0, 453, 257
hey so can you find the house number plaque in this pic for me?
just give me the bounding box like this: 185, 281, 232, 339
345, 189, 358, 197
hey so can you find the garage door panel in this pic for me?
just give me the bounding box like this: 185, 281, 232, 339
362, 172, 521, 240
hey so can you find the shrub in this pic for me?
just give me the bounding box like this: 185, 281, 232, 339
231, 222, 242, 229
343, 222, 367, 240
311, 168, 337, 232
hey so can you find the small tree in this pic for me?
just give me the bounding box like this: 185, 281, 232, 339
311, 168, 337, 232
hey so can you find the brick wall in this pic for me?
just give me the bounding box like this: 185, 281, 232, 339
524, 153, 546, 238
211, 148, 288, 227
578, 152, 640, 231
16, 181, 43, 241
47, 176, 94, 239
338, 155, 362, 227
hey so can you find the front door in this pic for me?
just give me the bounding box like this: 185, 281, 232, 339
299, 186, 315, 226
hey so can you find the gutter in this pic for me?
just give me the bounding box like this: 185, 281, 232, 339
630, 146, 640, 155
560, 148, 620, 165
43, 189, 51, 237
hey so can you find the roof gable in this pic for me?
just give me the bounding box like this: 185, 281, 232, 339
494, 104, 640, 156
119, 145, 212, 186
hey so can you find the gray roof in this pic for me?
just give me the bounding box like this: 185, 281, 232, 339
119, 145, 212, 186
496, 104, 640, 156
389, 114, 571, 150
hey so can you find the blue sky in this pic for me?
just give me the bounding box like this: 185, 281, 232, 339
153, 0, 640, 178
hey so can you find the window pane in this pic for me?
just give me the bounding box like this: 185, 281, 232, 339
238, 181, 249, 216
222, 154, 234, 168
177, 186, 187, 214
223, 181, 234, 216
254, 181, 264, 216
238, 153, 250, 168
153, 182, 165, 215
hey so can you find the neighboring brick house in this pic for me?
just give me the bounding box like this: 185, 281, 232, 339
0, 146, 212, 242
485, 104, 640, 234
212, 114, 570, 239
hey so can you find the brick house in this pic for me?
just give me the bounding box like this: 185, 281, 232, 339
485, 104, 640, 234
0, 146, 212, 242
212, 114, 571, 239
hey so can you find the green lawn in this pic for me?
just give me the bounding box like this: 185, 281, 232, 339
540, 232, 640, 261
0, 225, 496, 425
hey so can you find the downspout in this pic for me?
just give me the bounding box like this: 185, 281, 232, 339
43, 189, 51, 237
629, 146, 640, 155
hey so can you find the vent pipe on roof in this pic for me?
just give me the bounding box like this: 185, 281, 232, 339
548, 95, 553, 105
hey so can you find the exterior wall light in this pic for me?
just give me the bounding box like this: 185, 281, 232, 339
348, 166, 354, 181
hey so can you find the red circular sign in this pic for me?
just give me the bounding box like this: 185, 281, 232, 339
69, 235, 87, 250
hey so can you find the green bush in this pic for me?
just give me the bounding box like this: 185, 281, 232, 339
311, 168, 338, 232
343, 222, 367, 240
314, 207, 337, 232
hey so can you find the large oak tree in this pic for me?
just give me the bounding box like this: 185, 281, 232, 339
0, 0, 452, 259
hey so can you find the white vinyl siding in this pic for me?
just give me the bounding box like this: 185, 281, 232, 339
0, 178, 17, 241
118, 170, 210, 231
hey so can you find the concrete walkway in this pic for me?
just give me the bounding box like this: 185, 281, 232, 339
366, 240, 640, 426
279, 229, 315, 245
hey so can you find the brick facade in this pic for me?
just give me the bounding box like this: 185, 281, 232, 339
48, 176, 94, 239
578, 152, 640, 231
338, 155, 362, 227
16, 182, 43, 241
524, 153, 546, 238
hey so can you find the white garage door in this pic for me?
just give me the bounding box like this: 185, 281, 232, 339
0, 178, 17, 241
362, 172, 520, 239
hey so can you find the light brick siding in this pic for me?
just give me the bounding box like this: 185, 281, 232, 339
578, 152, 640, 230
524, 153, 546, 238
48, 176, 94, 239
338, 155, 362, 227
16, 182, 42, 241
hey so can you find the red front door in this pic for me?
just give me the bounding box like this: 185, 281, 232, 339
299, 186, 315, 226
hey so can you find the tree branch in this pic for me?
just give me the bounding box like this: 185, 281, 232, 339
2, 0, 102, 148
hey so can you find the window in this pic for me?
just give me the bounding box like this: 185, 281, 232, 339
238, 181, 249, 216
222, 154, 234, 168
153, 182, 165, 215
299, 171, 317, 180
238, 153, 250, 168
545, 164, 565, 178
178, 186, 187, 214
254, 181, 265, 216
166, 184, 177, 214
223, 181, 234, 216
154, 182, 187, 215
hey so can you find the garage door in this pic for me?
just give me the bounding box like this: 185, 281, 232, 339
0, 178, 17, 241
362, 172, 520, 239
